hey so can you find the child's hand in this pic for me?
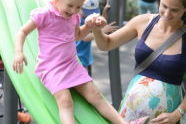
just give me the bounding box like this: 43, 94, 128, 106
13, 52, 27, 73
102, 4, 111, 19
85, 13, 107, 30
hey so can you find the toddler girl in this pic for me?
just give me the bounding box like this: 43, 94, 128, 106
13, 0, 125, 124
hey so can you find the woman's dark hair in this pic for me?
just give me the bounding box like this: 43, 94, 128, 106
157, 0, 160, 5
156, 0, 186, 23
181, 0, 186, 24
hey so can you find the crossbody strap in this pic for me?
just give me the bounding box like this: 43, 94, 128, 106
135, 26, 186, 75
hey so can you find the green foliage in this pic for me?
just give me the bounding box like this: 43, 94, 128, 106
126, 0, 139, 20
99, 0, 139, 21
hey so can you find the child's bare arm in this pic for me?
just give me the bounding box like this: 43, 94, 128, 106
15, 20, 36, 52
13, 20, 36, 73
75, 14, 107, 41
75, 24, 92, 41
102, 0, 111, 20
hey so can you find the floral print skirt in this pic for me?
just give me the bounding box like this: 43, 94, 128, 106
119, 75, 182, 121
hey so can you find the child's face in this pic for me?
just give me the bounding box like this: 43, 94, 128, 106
54, 0, 85, 19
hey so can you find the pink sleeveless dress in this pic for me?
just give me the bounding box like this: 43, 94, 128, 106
31, 3, 92, 94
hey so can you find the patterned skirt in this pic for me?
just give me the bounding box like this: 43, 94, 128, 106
119, 75, 182, 121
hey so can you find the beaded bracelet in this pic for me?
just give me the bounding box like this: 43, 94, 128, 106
177, 107, 185, 116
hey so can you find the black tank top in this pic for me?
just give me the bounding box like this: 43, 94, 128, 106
135, 15, 186, 85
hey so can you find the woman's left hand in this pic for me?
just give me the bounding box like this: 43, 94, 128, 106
150, 110, 181, 124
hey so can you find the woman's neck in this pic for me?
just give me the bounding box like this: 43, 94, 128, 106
157, 19, 184, 33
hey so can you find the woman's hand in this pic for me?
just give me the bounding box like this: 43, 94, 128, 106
13, 51, 27, 73
103, 21, 119, 34
150, 110, 182, 124
85, 13, 107, 30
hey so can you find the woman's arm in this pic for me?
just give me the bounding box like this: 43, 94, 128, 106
13, 20, 36, 73
179, 96, 186, 113
92, 15, 147, 51
151, 96, 186, 124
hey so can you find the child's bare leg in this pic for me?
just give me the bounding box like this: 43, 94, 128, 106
74, 82, 125, 124
54, 89, 75, 124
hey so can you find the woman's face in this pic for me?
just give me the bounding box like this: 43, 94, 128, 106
54, 0, 85, 19
159, 0, 186, 23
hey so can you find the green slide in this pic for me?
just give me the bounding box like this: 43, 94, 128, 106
0, 0, 110, 123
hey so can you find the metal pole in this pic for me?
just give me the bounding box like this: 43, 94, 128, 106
119, 0, 127, 26
3, 71, 18, 124
108, 0, 122, 110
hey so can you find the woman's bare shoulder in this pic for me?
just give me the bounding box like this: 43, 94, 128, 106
127, 13, 158, 31
129, 13, 157, 25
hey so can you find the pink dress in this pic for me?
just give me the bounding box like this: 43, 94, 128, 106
31, 3, 92, 94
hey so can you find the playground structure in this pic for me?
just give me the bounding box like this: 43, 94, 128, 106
0, 0, 127, 124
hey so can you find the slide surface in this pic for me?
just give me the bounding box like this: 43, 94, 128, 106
0, 0, 110, 123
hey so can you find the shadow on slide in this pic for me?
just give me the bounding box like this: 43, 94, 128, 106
0, 0, 110, 123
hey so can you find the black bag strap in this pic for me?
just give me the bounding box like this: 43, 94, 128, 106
135, 26, 186, 75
